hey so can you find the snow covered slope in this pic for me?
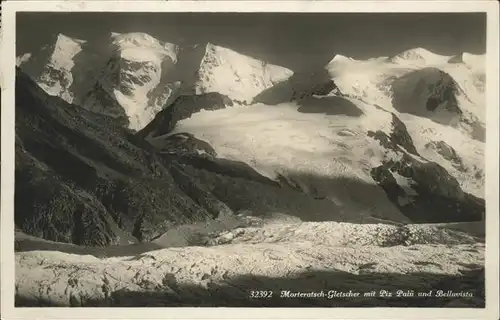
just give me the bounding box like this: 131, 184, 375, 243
321, 48, 486, 194
157, 95, 483, 224
388, 47, 450, 66
157, 100, 401, 223
325, 53, 411, 108
391, 67, 485, 140
325, 48, 485, 116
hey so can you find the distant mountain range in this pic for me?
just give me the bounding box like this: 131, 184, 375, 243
17, 32, 293, 130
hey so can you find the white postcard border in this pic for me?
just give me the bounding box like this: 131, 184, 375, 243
1, 1, 499, 319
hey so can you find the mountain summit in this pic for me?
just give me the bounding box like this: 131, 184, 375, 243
81, 32, 181, 129
16, 33, 94, 103
388, 47, 449, 65
192, 42, 293, 102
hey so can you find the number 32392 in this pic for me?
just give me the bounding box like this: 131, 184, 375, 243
249, 290, 273, 298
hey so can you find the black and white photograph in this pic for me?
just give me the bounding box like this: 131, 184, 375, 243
1, 1, 499, 318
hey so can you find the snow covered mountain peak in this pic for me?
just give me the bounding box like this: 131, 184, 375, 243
110, 32, 179, 63
51, 33, 87, 68
81, 32, 182, 130
327, 54, 355, 65
192, 42, 294, 102
17, 31, 182, 130
56, 33, 87, 46
16, 33, 94, 103
389, 47, 448, 65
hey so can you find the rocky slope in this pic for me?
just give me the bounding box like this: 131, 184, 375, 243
15, 67, 223, 245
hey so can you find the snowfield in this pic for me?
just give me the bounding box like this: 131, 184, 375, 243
165, 100, 410, 221
170, 101, 394, 176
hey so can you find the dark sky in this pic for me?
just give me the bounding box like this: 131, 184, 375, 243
16, 12, 486, 71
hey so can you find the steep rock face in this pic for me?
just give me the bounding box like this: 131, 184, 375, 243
169, 99, 420, 224
17, 34, 103, 104
17, 67, 348, 246
450, 53, 486, 97
14, 68, 231, 245
82, 32, 180, 130
424, 140, 466, 171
